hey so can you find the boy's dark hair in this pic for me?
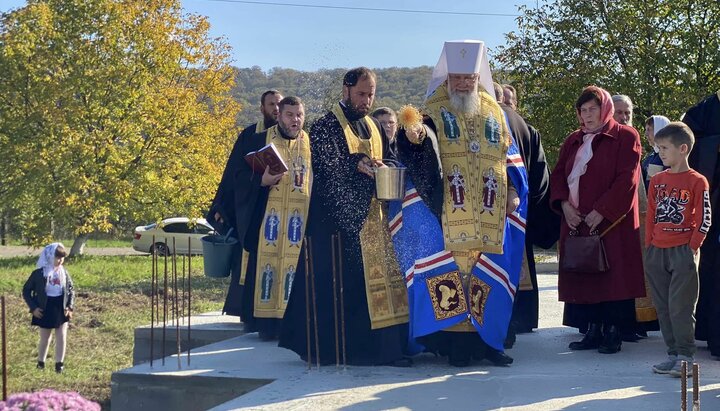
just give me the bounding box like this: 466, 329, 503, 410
575, 87, 603, 111
278, 96, 303, 113
55, 245, 68, 258
261, 89, 282, 105
654, 122, 695, 151
371, 107, 396, 118
343, 67, 376, 87
645, 116, 654, 127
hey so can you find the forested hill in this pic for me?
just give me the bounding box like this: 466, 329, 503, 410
231, 66, 433, 127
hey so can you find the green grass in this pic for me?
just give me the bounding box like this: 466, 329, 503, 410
6, 238, 133, 248
0, 255, 230, 409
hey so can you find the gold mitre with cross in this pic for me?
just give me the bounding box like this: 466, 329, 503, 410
426, 39, 495, 98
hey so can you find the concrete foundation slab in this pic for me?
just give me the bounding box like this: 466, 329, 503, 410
112, 273, 720, 411
132, 311, 244, 365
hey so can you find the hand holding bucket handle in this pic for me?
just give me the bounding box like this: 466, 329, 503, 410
357, 156, 375, 178
374, 158, 401, 169
374, 159, 406, 201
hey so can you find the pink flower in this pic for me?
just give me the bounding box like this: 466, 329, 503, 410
0, 389, 100, 411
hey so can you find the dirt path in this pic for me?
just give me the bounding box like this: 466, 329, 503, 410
0, 245, 146, 258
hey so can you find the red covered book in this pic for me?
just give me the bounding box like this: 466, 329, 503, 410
244, 142, 289, 175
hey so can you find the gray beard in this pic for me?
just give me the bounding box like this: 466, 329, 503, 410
449, 90, 480, 115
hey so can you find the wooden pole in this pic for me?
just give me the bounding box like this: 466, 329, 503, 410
2, 295, 8, 401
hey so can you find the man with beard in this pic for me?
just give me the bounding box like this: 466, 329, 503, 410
395, 40, 527, 367
211, 96, 310, 341
683, 91, 720, 359
211, 89, 283, 230
279, 67, 410, 366
208, 89, 283, 324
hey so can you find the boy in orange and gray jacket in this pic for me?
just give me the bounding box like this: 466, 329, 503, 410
645, 122, 711, 377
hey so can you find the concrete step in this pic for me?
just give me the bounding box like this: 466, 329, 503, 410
111, 372, 270, 411
112, 333, 298, 411
132, 311, 245, 365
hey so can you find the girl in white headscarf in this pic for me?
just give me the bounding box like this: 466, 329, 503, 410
641, 115, 671, 189
22, 243, 75, 373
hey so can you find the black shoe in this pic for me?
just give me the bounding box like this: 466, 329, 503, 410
448, 355, 471, 367
37, 361, 45, 370
598, 325, 622, 354
503, 331, 516, 349
55, 362, 64, 374
621, 332, 641, 342
258, 331, 277, 342
448, 347, 472, 367
471, 342, 488, 361
385, 357, 413, 368
569, 323, 602, 350
486, 349, 514, 366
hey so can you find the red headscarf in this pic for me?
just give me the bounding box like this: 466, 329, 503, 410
576, 85, 615, 134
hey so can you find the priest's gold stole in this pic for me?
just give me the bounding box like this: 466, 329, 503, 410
253, 126, 312, 319
331, 103, 409, 329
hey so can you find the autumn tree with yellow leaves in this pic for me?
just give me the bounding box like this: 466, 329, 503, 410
0, 0, 240, 255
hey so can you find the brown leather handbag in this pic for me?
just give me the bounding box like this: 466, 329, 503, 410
560, 215, 626, 274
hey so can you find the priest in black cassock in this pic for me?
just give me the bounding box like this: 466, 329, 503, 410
209, 96, 310, 341
207, 90, 282, 330
279, 67, 410, 366
500, 98, 559, 346
683, 91, 720, 359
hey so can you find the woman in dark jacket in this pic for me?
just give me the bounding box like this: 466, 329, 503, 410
22, 243, 75, 373
550, 86, 645, 354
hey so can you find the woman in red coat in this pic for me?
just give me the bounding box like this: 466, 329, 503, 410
550, 86, 645, 354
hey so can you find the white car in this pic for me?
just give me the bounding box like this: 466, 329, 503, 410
132, 217, 215, 255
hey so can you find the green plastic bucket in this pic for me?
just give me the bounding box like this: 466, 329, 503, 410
201, 229, 237, 278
